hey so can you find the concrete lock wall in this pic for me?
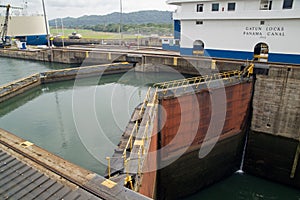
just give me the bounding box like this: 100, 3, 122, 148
0, 49, 127, 64
245, 66, 300, 188
0, 63, 133, 104
157, 80, 253, 199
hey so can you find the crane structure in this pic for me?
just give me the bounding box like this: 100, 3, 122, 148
0, 4, 23, 48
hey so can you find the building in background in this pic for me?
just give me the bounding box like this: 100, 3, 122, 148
163, 0, 300, 64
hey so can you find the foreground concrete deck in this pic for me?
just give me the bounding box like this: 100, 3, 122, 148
0, 129, 151, 200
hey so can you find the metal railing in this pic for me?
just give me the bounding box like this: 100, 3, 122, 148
106, 87, 159, 191
154, 70, 243, 92
105, 64, 255, 189
122, 121, 138, 166
138, 87, 151, 117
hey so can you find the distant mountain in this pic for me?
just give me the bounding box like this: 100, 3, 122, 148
49, 10, 173, 27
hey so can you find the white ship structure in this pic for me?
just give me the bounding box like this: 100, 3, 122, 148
163, 0, 300, 64
0, 2, 48, 45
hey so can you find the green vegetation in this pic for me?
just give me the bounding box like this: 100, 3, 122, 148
79, 23, 172, 36
49, 10, 173, 37
50, 28, 139, 39
49, 10, 172, 27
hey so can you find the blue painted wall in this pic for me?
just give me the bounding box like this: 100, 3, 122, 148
174, 20, 181, 40
162, 44, 180, 52
268, 53, 300, 64
205, 49, 254, 60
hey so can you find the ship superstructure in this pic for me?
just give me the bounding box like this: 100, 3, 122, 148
0, 1, 48, 45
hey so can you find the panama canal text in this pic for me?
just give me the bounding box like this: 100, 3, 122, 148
243, 26, 285, 36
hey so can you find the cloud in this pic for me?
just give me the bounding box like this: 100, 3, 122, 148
3, 0, 175, 19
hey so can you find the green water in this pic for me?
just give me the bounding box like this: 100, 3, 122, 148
0, 65, 186, 175
185, 173, 300, 200
0, 57, 76, 85
0, 58, 299, 199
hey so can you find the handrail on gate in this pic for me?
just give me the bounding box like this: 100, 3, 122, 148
123, 121, 138, 165
139, 87, 151, 117
153, 69, 245, 92
122, 87, 158, 171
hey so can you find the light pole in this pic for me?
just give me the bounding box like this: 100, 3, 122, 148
41, 0, 50, 47
61, 18, 65, 48
119, 0, 123, 46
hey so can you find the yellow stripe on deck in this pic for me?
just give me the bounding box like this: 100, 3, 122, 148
101, 179, 117, 189
20, 141, 34, 148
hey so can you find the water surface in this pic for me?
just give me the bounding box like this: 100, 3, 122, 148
0, 71, 185, 175
0, 57, 76, 86
185, 173, 300, 200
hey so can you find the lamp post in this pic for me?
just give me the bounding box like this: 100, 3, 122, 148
119, 0, 123, 46
61, 18, 65, 48
41, 0, 50, 47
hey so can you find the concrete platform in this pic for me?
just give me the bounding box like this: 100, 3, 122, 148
0, 148, 101, 200
0, 129, 151, 200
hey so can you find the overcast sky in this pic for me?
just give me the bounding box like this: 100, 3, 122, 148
2, 0, 175, 19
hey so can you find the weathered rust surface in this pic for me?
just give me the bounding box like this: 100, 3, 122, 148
139, 114, 158, 199
160, 81, 253, 159
156, 79, 253, 199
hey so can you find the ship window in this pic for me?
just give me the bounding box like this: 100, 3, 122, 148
212, 3, 219, 11
260, 21, 265, 25
196, 20, 203, 25
283, 0, 293, 9
228, 2, 236, 11
197, 4, 204, 12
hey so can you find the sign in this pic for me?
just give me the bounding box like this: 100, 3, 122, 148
243, 26, 285, 37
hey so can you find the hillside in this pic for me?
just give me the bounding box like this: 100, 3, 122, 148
49, 10, 173, 27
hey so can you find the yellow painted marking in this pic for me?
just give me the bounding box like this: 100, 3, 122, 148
193, 50, 204, 55
134, 140, 144, 146
20, 141, 34, 148
101, 179, 117, 189
173, 57, 178, 66
86, 51, 89, 58
211, 60, 216, 70
108, 52, 112, 60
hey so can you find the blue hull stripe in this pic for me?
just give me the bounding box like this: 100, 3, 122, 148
15, 35, 48, 46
